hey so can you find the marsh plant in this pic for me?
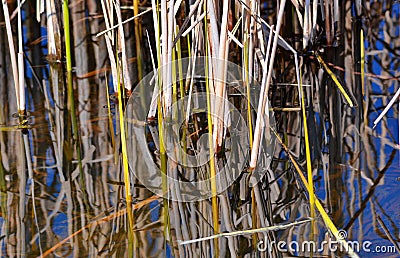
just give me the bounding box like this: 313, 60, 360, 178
0, 0, 399, 257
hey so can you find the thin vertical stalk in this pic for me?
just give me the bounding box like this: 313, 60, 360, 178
151, 0, 161, 63
204, 2, 219, 254
116, 58, 134, 255
133, 0, 143, 80
62, 0, 83, 181
166, 0, 175, 114
160, 0, 170, 111
299, 71, 316, 238
213, 0, 229, 148
156, 0, 172, 251
113, 0, 132, 92
205, 41, 219, 258
2, 0, 20, 109
242, 0, 258, 248
157, 79, 170, 253
175, 26, 187, 163
360, 29, 365, 96
250, 0, 287, 170
249, 23, 274, 171
99, 0, 119, 90
17, 0, 25, 115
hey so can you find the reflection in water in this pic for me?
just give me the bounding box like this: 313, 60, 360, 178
0, 0, 399, 257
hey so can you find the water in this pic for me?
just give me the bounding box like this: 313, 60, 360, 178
0, 1, 399, 257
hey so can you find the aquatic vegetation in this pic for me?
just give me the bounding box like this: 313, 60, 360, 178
0, 0, 399, 257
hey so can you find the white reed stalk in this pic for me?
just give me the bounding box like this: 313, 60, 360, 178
99, 0, 119, 91
36, 0, 40, 21
227, 31, 244, 48
146, 29, 159, 119
36, 0, 44, 22
46, 0, 57, 55
247, 0, 256, 87
96, 8, 152, 37
207, 0, 219, 59
113, 0, 132, 91
182, 12, 207, 37
373, 87, 400, 129
249, 24, 274, 171
290, 0, 304, 27
173, 0, 182, 16
303, 0, 311, 47
178, 219, 312, 245
312, 0, 318, 40
165, 0, 175, 115
2, 0, 20, 109
249, 0, 287, 170
17, 0, 25, 112
151, 0, 160, 56
212, 0, 230, 148
160, 0, 169, 112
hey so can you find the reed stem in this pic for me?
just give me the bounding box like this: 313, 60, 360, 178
203, 4, 219, 254
2, 0, 20, 110
133, 0, 143, 80
299, 71, 316, 239
116, 57, 135, 254
62, 0, 83, 181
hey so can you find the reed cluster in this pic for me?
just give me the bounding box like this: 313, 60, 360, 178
0, 0, 399, 257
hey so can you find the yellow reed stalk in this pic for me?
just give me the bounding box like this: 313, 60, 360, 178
115, 51, 134, 253
63, 0, 83, 181
157, 84, 171, 247
360, 29, 365, 96
299, 72, 316, 238
272, 128, 359, 258
175, 26, 187, 163
243, 12, 257, 248
271, 107, 301, 111
315, 54, 354, 107
0, 126, 22, 132
151, 1, 171, 249
244, 40, 253, 149
204, 11, 219, 257
205, 57, 220, 256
